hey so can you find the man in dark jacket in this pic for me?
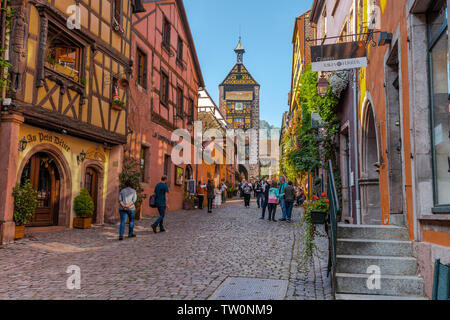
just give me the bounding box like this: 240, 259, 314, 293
260, 178, 270, 219
284, 181, 296, 223
206, 180, 215, 213
255, 182, 264, 208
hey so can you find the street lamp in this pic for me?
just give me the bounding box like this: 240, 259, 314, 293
18, 137, 28, 152
317, 75, 329, 97
77, 149, 86, 165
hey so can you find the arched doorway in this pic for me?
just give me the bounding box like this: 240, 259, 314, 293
239, 165, 248, 181
84, 167, 99, 223
360, 103, 381, 225
20, 152, 61, 227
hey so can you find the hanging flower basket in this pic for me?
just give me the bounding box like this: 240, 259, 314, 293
111, 99, 125, 111
311, 210, 328, 225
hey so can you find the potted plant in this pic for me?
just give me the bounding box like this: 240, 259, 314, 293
111, 98, 125, 111
310, 193, 330, 225
73, 189, 94, 229
12, 180, 38, 240
297, 192, 330, 275
227, 184, 236, 199
183, 192, 195, 210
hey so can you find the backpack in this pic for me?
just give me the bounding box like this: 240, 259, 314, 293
149, 194, 157, 208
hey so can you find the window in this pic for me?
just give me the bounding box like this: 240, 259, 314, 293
177, 36, 183, 61
235, 102, 243, 111
45, 23, 82, 82
234, 118, 245, 128
136, 48, 147, 88
163, 17, 171, 48
160, 71, 169, 106
176, 86, 184, 117
188, 98, 194, 122
428, 0, 449, 206
113, 0, 121, 24
164, 154, 171, 185
140, 146, 149, 183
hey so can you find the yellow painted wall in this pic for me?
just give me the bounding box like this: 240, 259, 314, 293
17, 124, 111, 227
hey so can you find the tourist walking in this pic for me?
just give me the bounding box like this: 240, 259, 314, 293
197, 181, 206, 209
278, 176, 288, 221
214, 185, 222, 208
243, 182, 252, 208
267, 181, 279, 222
118, 180, 137, 241
255, 181, 264, 208
221, 181, 227, 203
207, 179, 215, 213
152, 176, 169, 234
260, 178, 270, 219
284, 181, 296, 223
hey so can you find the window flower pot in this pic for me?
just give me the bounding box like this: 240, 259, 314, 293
73, 217, 92, 229
15, 225, 25, 240
111, 101, 124, 111
311, 210, 327, 225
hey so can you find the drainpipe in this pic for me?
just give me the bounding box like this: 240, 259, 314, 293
353, 69, 362, 225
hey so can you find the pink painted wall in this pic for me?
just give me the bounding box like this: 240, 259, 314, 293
129, 0, 202, 215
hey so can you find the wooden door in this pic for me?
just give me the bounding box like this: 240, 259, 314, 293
85, 167, 98, 223
21, 153, 60, 227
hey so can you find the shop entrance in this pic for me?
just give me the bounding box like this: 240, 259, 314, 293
85, 167, 99, 223
20, 152, 60, 227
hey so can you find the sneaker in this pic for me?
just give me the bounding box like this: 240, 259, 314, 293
160, 229, 166, 233
259, 217, 264, 220
119, 236, 124, 241
128, 234, 136, 238
279, 218, 287, 222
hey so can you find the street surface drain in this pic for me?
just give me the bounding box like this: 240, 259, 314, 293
209, 277, 288, 300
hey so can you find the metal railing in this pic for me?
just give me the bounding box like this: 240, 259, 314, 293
326, 160, 340, 297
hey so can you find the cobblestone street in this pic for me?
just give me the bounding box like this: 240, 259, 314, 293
0, 199, 332, 300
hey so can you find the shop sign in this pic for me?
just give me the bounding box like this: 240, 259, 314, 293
25, 132, 71, 152
311, 41, 367, 72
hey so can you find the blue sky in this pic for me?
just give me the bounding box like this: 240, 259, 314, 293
184, 0, 313, 128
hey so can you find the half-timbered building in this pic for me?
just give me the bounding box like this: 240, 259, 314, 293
0, 0, 134, 244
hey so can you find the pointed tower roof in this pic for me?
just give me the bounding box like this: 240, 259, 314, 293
235, 37, 244, 51
234, 37, 246, 64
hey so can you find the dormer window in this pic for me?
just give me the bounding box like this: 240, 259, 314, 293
45, 23, 83, 83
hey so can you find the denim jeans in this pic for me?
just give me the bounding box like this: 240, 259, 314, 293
285, 201, 294, 221
119, 209, 135, 238
153, 206, 166, 229
256, 193, 264, 208
261, 198, 268, 218
280, 198, 287, 219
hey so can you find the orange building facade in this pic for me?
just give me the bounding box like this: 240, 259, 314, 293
128, 0, 204, 215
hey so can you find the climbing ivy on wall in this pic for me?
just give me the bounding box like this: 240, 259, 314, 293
0, 1, 14, 101
281, 64, 340, 182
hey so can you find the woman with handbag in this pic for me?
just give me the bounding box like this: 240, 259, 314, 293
267, 181, 280, 222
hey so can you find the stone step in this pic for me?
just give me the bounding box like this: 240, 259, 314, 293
337, 239, 412, 257
337, 224, 409, 241
335, 294, 427, 300
337, 255, 417, 276
336, 273, 424, 296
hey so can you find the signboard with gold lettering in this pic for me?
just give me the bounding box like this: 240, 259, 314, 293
225, 91, 253, 101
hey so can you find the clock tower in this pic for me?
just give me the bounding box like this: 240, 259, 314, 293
219, 38, 260, 181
